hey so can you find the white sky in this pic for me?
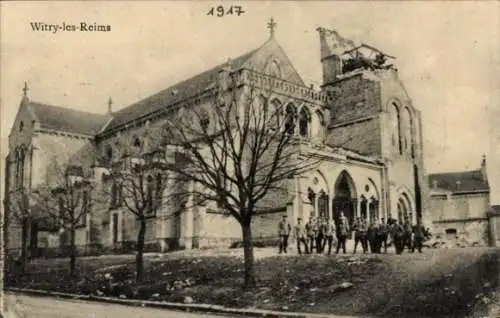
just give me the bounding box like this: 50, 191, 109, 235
1, 1, 499, 203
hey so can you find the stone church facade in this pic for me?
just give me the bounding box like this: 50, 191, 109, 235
4, 25, 429, 256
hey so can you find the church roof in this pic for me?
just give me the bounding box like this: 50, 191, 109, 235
102, 49, 258, 133
428, 170, 489, 193
28, 101, 110, 136
101, 36, 306, 134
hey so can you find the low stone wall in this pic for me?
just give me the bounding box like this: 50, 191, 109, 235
432, 219, 490, 247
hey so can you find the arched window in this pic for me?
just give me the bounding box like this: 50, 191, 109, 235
132, 136, 141, 149
405, 108, 415, 158
313, 110, 325, 138
284, 104, 296, 134
146, 175, 154, 215
402, 107, 413, 154
106, 145, 113, 162
269, 60, 282, 78
17, 148, 25, 188
369, 196, 379, 221
298, 107, 310, 137
317, 190, 329, 218
360, 195, 367, 220
390, 103, 403, 155
19, 121, 24, 132
155, 173, 163, 213
270, 98, 282, 127
199, 110, 210, 131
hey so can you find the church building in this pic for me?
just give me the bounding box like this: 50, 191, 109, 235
3, 21, 429, 255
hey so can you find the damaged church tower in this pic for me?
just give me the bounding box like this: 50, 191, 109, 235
317, 27, 430, 224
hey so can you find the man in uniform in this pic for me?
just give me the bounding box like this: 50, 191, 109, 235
294, 217, 309, 254
316, 217, 326, 253
403, 218, 413, 252
278, 215, 292, 254
393, 220, 406, 254
377, 218, 389, 253
305, 216, 316, 254
412, 217, 426, 253
353, 217, 368, 254
336, 211, 349, 254
366, 219, 378, 253
323, 216, 336, 255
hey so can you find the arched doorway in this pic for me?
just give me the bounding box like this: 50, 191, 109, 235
332, 170, 357, 226
397, 193, 413, 222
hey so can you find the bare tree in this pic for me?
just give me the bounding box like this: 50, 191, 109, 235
33, 163, 94, 278
161, 64, 320, 288
5, 186, 33, 273
102, 146, 169, 283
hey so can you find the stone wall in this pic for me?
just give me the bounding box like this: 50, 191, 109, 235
327, 74, 381, 125
429, 193, 490, 221
432, 219, 490, 247
327, 118, 381, 156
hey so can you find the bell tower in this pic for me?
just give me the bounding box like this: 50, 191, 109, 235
317, 27, 356, 87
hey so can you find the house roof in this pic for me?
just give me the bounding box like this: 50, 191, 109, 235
102, 48, 258, 133
28, 101, 110, 136
428, 170, 489, 193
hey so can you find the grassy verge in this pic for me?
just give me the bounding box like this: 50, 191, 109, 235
5, 248, 499, 318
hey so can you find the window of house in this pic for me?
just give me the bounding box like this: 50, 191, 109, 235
445, 228, 457, 239
19, 121, 24, 132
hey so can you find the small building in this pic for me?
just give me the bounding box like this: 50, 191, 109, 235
428, 156, 497, 247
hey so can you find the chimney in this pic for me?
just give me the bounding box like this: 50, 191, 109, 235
480, 155, 487, 182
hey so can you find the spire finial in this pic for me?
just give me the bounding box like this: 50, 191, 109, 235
22, 81, 29, 97
107, 97, 113, 114
267, 17, 277, 38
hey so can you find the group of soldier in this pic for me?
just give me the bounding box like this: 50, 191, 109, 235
277, 212, 431, 255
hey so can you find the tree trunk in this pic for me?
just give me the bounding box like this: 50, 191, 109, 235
241, 222, 256, 289
136, 218, 147, 283
69, 226, 76, 278
20, 218, 29, 274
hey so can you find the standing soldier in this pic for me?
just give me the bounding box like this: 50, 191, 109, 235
412, 217, 426, 253
278, 215, 292, 254
403, 218, 413, 252
366, 219, 377, 253
316, 217, 326, 253
393, 220, 405, 254
335, 211, 349, 254
323, 217, 336, 255
353, 217, 368, 254
294, 218, 309, 254
305, 216, 316, 254
377, 218, 389, 253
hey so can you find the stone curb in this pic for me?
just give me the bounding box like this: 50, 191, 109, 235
5, 287, 356, 318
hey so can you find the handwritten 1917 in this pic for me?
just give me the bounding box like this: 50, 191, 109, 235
207, 6, 245, 17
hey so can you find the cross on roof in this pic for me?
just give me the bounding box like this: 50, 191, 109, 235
107, 97, 113, 114
267, 17, 277, 38
22, 81, 29, 97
